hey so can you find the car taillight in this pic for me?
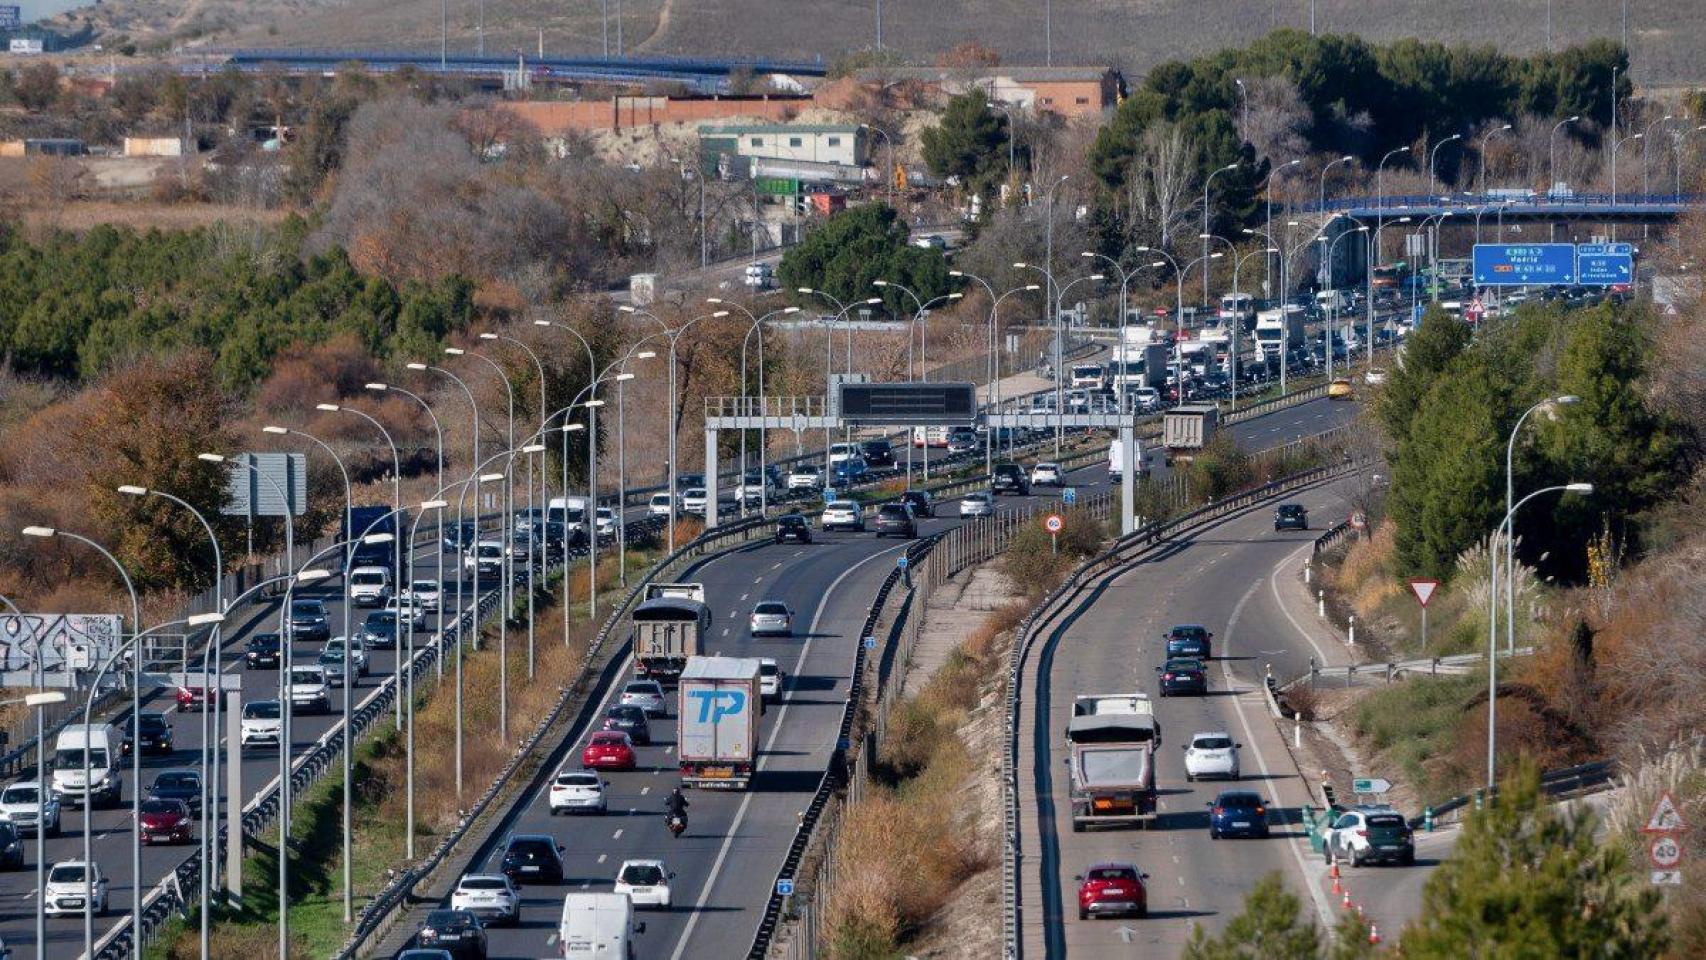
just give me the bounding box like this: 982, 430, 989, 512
1357, 829, 1368, 837
1256, 807, 1265, 815
1163, 673, 1175, 681
1212, 806, 1223, 815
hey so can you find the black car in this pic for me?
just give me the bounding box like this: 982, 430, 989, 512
991, 463, 1031, 496
244, 633, 282, 670
898, 490, 934, 518
415, 909, 488, 960
1274, 503, 1309, 531
499, 834, 565, 885
442, 521, 477, 554
860, 439, 897, 469
1157, 657, 1208, 697
1164, 625, 1213, 660
359, 610, 401, 651
602, 704, 651, 745
147, 769, 202, 815
0, 822, 21, 869
123, 711, 173, 756
873, 503, 917, 539
289, 599, 331, 643
774, 514, 813, 544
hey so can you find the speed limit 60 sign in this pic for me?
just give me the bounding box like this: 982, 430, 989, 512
1044, 514, 1064, 533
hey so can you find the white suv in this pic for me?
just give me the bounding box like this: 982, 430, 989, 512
450, 873, 520, 926
347, 566, 393, 606
821, 501, 864, 532
1182, 732, 1240, 781
0, 780, 60, 836
240, 700, 283, 749
287, 666, 332, 715
548, 770, 607, 815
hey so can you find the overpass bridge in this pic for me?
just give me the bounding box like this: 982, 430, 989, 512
1294, 191, 1703, 225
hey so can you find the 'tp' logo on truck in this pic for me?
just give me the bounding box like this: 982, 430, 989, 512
689, 690, 747, 724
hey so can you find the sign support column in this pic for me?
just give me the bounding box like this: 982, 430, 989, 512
225, 688, 243, 902
704, 428, 720, 531
1119, 424, 1136, 535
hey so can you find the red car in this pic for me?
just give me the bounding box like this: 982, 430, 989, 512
138, 799, 193, 845
175, 685, 212, 711
580, 732, 637, 771
1076, 862, 1148, 920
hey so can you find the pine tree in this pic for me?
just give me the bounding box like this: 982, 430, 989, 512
1183, 873, 1322, 960
1401, 762, 1667, 958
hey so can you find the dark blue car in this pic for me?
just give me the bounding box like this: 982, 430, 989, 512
1156, 657, 1207, 697
1164, 625, 1213, 660
1208, 790, 1271, 839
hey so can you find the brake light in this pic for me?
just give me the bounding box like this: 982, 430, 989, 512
1256, 807, 1265, 815
1163, 673, 1175, 681
1212, 806, 1223, 816
1357, 829, 1368, 837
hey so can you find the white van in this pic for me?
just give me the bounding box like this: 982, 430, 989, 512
347, 565, 392, 607
51, 724, 121, 808
559, 891, 644, 958
548, 496, 590, 528
1108, 437, 1147, 483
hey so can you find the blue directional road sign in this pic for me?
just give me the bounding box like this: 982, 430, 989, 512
1062, 487, 1078, 506
896, 555, 909, 570
1472, 243, 1577, 286
1577, 242, 1634, 257
777, 878, 795, 896
1577, 251, 1634, 286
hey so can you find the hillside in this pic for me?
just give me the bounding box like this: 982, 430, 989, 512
38, 0, 1706, 87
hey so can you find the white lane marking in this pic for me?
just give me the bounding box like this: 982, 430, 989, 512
612, 828, 624, 839
753, 577, 763, 584
668, 542, 908, 960
740, 593, 749, 602
597, 854, 607, 864
640, 786, 650, 795
1269, 542, 1333, 666
580, 881, 591, 889
771, 562, 783, 570
721, 628, 731, 637
1224, 578, 1337, 929
548, 934, 559, 945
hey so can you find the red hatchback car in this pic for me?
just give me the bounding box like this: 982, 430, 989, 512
139, 799, 193, 845
580, 732, 637, 771
175, 685, 212, 711
1076, 862, 1149, 920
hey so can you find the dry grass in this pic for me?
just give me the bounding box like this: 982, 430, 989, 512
11, 200, 293, 233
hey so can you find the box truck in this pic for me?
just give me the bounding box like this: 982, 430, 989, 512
677, 656, 763, 788
1253, 306, 1305, 361
1066, 702, 1158, 831
1162, 404, 1219, 465
633, 584, 710, 685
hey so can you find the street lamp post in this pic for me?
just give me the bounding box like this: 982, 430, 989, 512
17, 527, 140, 958
1547, 115, 1581, 194
1203, 162, 1240, 304
1428, 133, 1464, 199
446, 346, 517, 660
1014, 258, 1068, 456
1319, 154, 1354, 211
481, 333, 551, 682
366, 382, 447, 679
1478, 123, 1513, 194
1487, 482, 1592, 790
1503, 396, 1580, 655
1230, 245, 1276, 405
860, 124, 895, 207
1611, 132, 1644, 203
1375, 145, 1411, 261
986, 284, 1040, 473
1318, 225, 1368, 380
1263, 159, 1303, 293
0, 590, 67, 960
112, 484, 224, 957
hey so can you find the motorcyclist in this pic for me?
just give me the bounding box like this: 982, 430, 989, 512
665, 787, 689, 823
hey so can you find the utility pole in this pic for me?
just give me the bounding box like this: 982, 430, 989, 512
1046, 0, 1053, 66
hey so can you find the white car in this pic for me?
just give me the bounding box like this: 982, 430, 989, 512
347, 565, 393, 606
959, 492, 995, 518
681, 488, 709, 516
399, 580, 441, 613
548, 770, 607, 814
827, 442, 861, 465
619, 680, 667, 718
240, 700, 283, 750
786, 465, 822, 490
613, 859, 673, 908
749, 602, 793, 636
287, 665, 332, 715
648, 492, 675, 517
1031, 462, 1064, 486
385, 598, 426, 631
450, 873, 521, 926
43, 860, 108, 917
0, 780, 60, 836
1128, 387, 1161, 412
758, 658, 784, 701
464, 540, 505, 576
595, 507, 619, 538
820, 501, 864, 532
1183, 732, 1240, 781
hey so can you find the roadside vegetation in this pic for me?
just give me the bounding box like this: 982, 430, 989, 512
822, 509, 1105, 958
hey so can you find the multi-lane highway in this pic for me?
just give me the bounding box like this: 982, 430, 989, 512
377, 393, 1357, 958
1017, 462, 1395, 956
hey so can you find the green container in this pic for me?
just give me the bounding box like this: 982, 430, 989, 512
755, 176, 801, 197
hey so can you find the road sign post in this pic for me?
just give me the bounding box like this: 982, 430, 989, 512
1408, 578, 1439, 653
1642, 790, 1686, 886
1062, 487, 1078, 506
1045, 514, 1064, 555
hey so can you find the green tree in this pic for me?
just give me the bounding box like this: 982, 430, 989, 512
777, 204, 951, 314
920, 87, 1011, 196
1403, 762, 1667, 957
1374, 307, 1472, 447
1183, 872, 1385, 960
1389, 351, 1509, 579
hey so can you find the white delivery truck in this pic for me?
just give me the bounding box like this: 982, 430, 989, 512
677, 656, 763, 789
1218, 293, 1256, 327
52, 723, 122, 808
632, 584, 710, 685
558, 891, 644, 958
1253, 305, 1306, 361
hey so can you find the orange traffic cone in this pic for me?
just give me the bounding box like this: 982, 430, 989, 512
1369, 923, 1382, 945
1356, 903, 1366, 919
1331, 876, 1343, 895
1329, 860, 1341, 880
1341, 889, 1353, 910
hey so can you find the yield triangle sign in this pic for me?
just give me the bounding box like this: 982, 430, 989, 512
1643, 791, 1686, 834
1408, 578, 1440, 608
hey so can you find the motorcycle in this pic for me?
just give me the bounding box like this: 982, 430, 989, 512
666, 812, 687, 838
